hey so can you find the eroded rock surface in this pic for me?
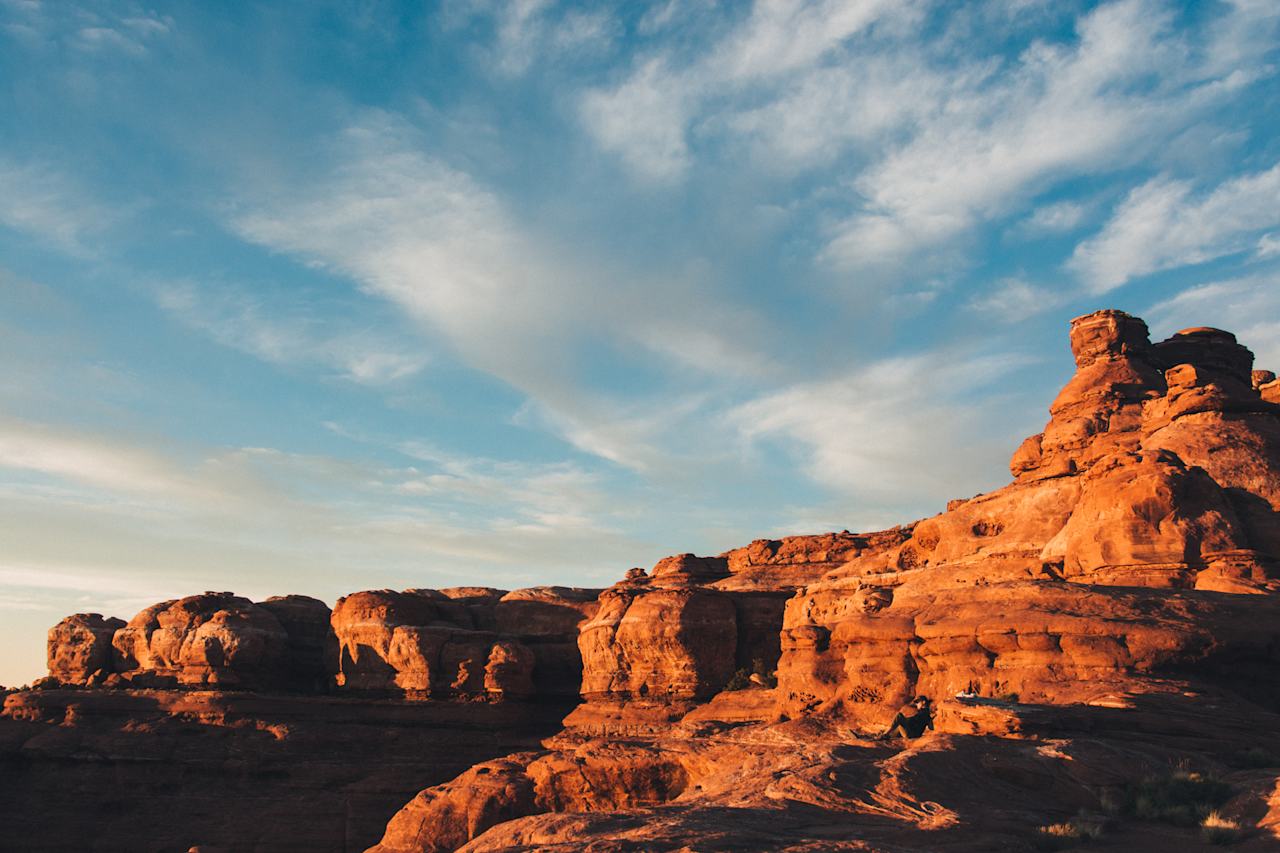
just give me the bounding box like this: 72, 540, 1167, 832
370, 310, 1280, 853
331, 586, 599, 699
47, 613, 125, 685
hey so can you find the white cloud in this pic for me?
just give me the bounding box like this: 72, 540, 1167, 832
0, 414, 647, 601
450, 0, 618, 77
1070, 162, 1280, 292
0, 417, 203, 499
728, 56, 945, 170
0, 159, 113, 253
579, 0, 914, 182
156, 281, 429, 385
231, 114, 766, 470
966, 277, 1064, 321
1017, 200, 1087, 236
729, 350, 1032, 504
707, 0, 904, 83
821, 0, 1241, 270
579, 58, 693, 182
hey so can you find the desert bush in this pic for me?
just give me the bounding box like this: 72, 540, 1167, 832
1227, 746, 1276, 769
1123, 767, 1232, 827
1034, 812, 1106, 850
1200, 810, 1244, 845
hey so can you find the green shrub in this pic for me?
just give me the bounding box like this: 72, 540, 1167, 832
1227, 746, 1276, 769
1122, 768, 1233, 827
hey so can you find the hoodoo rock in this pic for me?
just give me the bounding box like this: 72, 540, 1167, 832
47, 613, 126, 685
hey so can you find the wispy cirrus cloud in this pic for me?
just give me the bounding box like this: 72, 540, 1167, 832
729, 350, 1037, 506
231, 113, 769, 471
821, 0, 1269, 272
1070, 162, 1280, 292
156, 281, 430, 385
579, 0, 918, 181
965, 277, 1066, 321
0, 159, 116, 253
1013, 200, 1089, 237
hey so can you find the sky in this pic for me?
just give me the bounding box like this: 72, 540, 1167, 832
1, 0, 1278, 686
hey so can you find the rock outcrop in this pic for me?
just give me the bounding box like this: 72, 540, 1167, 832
47, 613, 125, 685
110, 592, 294, 689
778, 311, 1280, 724
368, 310, 1280, 853
331, 586, 599, 700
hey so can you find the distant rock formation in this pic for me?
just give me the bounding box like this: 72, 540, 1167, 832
330, 586, 598, 700
46, 613, 125, 685
47, 585, 600, 701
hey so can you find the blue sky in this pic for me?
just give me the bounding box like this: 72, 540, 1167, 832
1, 0, 1278, 685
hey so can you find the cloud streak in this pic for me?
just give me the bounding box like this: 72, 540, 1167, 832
1070, 162, 1280, 292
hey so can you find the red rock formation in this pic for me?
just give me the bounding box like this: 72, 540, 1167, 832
257, 595, 338, 691
47, 613, 125, 685
567, 531, 886, 731
777, 311, 1280, 724
331, 586, 599, 699
367, 310, 1280, 852
111, 592, 291, 688
26, 309, 1280, 853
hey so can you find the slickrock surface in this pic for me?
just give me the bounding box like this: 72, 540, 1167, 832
15, 309, 1280, 852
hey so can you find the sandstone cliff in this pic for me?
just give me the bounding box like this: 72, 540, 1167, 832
367, 311, 1280, 853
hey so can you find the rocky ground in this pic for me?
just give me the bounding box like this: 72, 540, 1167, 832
6, 309, 1280, 852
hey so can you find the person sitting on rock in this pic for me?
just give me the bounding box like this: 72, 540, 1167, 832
879, 696, 933, 740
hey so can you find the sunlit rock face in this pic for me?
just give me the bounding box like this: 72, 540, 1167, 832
779, 310, 1280, 722
330, 586, 600, 700
47, 613, 125, 685
367, 310, 1280, 853
106, 592, 295, 688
